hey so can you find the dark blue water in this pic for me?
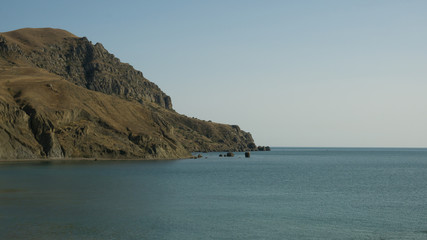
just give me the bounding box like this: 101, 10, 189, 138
1, 148, 427, 239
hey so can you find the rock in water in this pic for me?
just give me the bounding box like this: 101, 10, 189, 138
226, 152, 235, 157
257, 146, 271, 151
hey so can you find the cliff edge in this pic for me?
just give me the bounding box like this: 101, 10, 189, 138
0, 28, 256, 160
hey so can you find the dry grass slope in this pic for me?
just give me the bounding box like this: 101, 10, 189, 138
2, 28, 77, 50
0, 28, 256, 160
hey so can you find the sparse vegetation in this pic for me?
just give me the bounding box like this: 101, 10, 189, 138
0, 28, 257, 159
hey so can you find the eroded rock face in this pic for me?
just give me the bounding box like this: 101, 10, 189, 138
1, 33, 172, 109
0, 28, 257, 160
0, 81, 190, 159
0, 101, 42, 159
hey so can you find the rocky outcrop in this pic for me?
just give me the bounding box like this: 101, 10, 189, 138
226, 152, 235, 157
257, 146, 271, 151
0, 101, 42, 159
0, 71, 191, 159
0, 28, 257, 160
1, 29, 172, 109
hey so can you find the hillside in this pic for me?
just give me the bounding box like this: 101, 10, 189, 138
1, 28, 172, 109
0, 28, 256, 159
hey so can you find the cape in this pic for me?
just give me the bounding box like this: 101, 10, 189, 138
0, 28, 256, 160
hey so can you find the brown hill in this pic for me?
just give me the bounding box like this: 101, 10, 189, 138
2, 28, 77, 50
0, 28, 256, 160
1, 28, 172, 109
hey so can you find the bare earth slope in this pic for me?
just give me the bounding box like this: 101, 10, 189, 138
0, 28, 256, 159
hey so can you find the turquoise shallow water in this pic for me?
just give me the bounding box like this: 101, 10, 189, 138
1, 148, 427, 239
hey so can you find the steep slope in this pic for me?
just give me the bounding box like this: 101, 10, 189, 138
0, 28, 257, 160
1, 28, 172, 109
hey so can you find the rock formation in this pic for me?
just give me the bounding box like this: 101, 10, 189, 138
257, 146, 271, 151
0, 28, 172, 109
226, 152, 235, 157
0, 28, 257, 160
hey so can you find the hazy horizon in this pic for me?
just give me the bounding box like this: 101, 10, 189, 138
2, 0, 426, 148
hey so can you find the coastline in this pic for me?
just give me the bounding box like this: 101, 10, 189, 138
0, 156, 194, 164
0, 150, 255, 164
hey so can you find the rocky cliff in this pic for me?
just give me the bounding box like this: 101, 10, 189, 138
0, 28, 172, 109
0, 28, 256, 160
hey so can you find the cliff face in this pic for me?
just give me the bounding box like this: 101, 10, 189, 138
0, 28, 256, 160
0, 28, 172, 109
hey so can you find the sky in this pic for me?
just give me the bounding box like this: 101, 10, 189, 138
1, 0, 427, 147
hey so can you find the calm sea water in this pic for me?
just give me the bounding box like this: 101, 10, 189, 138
1, 148, 427, 240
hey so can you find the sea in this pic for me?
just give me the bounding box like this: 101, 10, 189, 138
1, 148, 426, 240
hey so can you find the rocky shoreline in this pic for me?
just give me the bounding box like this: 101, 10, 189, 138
0, 28, 258, 160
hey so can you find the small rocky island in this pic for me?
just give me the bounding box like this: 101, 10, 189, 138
0, 28, 257, 160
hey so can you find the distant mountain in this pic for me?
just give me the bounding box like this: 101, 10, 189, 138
0, 28, 256, 159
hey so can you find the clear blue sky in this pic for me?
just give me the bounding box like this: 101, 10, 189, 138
2, 0, 427, 147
